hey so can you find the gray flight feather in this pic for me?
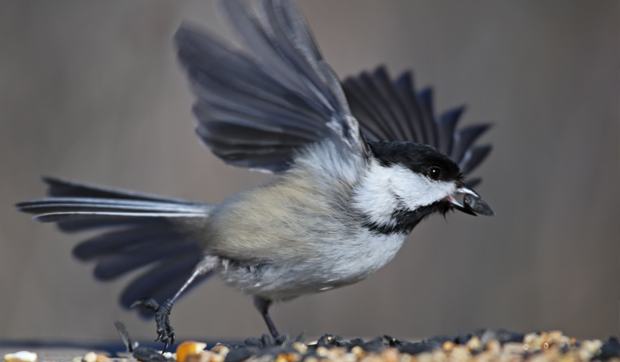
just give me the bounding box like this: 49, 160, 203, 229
175, 0, 366, 173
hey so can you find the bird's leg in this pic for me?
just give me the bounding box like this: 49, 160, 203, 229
132, 256, 219, 352
253, 296, 280, 338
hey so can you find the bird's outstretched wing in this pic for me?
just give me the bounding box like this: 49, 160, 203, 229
176, 0, 366, 173
342, 67, 492, 186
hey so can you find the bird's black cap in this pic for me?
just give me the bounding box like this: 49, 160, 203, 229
368, 141, 462, 182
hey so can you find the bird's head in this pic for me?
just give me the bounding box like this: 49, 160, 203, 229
355, 141, 493, 235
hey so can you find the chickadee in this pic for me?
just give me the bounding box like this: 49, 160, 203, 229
17, 0, 493, 351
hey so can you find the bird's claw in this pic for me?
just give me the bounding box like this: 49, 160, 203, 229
132, 298, 175, 352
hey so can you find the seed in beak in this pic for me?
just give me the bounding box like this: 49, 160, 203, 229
463, 193, 494, 216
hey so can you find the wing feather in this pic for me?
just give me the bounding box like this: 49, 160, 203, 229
176, 0, 366, 173
343, 67, 492, 179
393, 72, 426, 143
370, 67, 416, 142
416, 88, 439, 147
341, 77, 390, 142
450, 124, 492, 165
437, 106, 465, 155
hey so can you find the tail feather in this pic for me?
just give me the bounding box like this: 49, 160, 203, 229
72, 224, 182, 260
18, 198, 209, 214
17, 196, 209, 223
42, 176, 199, 204
33, 211, 207, 223
16, 176, 216, 317
16, 177, 212, 223
93, 241, 201, 281
57, 217, 167, 233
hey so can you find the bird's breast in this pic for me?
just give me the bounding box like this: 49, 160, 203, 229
216, 226, 407, 300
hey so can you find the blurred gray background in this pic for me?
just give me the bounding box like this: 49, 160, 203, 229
1, 1, 618, 343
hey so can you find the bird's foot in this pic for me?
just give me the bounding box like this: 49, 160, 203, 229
132, 298, 175, 352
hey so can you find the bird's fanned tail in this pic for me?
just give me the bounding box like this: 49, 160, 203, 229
15, 177, 216, 317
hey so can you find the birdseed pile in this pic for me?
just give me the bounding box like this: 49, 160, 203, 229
5, 329, 620, 362
129, 330, 619, 362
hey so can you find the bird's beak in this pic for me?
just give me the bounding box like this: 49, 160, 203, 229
445, 185, 494, 216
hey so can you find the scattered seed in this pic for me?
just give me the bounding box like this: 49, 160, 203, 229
351, 347, 365, 358
485, 340, 500, 354
466, 337, 481, 352
176, 341, 207, 362
4, 352, 37, 362
315, 347, 328, 357
212, 346, 231, 357
133, 347, 173, 362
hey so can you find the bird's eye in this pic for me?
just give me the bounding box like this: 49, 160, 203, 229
428, 167, 442, 181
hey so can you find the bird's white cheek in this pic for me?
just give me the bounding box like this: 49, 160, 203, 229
353, 162, 456, 227
389, 169, 456, 209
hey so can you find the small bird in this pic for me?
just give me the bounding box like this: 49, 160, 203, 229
16, 0, 493, 351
